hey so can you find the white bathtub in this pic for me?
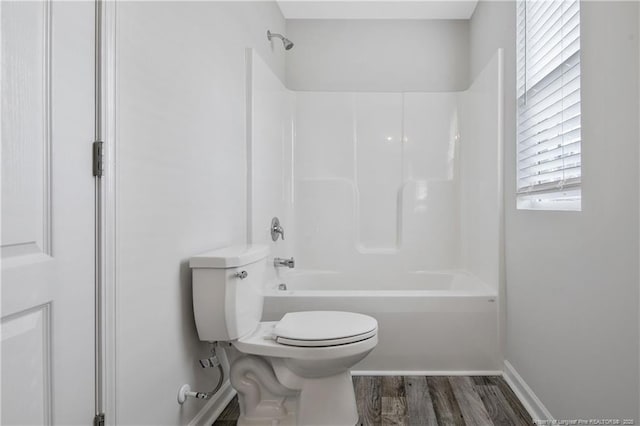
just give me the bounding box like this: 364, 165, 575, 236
262, 270, 501, 373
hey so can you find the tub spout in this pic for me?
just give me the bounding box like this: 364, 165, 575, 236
274, 257, 295, 268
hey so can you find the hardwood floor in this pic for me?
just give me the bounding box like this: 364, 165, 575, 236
213, 376, 533, 425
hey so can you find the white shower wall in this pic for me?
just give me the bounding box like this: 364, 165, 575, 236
250, 50, 502, 291
249, 50, 295, 260
294, 91, 461, 272
293, 65, 501, 289
459, 51, 503, 290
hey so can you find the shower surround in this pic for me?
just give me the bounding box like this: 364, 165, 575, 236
249, 49, 503, 372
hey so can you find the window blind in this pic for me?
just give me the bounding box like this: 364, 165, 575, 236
517, 0, 581, 210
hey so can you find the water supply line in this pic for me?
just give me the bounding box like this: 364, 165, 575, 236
177, 343, 225, 404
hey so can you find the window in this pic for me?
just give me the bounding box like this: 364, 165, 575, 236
516, 0, 581, 211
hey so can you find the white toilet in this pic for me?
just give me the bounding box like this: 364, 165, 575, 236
190, 245, 378, 426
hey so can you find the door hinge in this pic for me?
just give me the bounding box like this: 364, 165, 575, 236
93, 413, 105, 426
93, 141, 104, 177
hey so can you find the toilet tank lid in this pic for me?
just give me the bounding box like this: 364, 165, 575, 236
189, 245, 269, 268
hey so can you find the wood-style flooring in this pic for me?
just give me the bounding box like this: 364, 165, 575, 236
213, 376, 533, 425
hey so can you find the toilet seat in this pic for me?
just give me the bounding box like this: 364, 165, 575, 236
234, 315, 378, 360
275, 328, 377, 347
273, 311, 378, 347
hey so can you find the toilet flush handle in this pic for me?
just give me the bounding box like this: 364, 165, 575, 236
235, 271, 248, 279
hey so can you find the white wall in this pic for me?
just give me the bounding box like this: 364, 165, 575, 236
285, 19, 469, 91
114, 2, 285, 424
470, 0, 639, 420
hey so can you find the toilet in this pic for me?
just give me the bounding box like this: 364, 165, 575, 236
190, 245, 378, 426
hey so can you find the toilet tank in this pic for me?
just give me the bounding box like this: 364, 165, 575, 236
190, 245, 268, 342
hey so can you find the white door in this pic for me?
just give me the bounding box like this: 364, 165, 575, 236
1, 1, 96, 424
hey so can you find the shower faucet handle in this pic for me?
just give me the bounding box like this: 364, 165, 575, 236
271, 217, 285, 241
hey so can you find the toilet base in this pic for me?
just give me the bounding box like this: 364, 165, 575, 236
236, 409, 296, 426
234, 371, 359, 426
227, 350, 359, 426
296, 371, 359, 426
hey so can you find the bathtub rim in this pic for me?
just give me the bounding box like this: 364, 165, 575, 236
266, 269, 497, 297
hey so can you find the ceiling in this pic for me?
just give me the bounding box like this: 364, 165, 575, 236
277, 1, 479, 20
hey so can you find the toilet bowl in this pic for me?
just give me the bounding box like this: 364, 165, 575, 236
190, 245, 378, 426
229, 314, 377, 425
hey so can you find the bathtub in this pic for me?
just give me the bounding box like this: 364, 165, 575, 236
262, 270, 501, 374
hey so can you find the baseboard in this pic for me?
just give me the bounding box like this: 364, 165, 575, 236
502, 360, 554, 422
352, 370, 503, 376
187, 381, 237, 426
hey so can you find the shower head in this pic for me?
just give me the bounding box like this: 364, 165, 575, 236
267, 30, 294, 51
283, 39, 294, 50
